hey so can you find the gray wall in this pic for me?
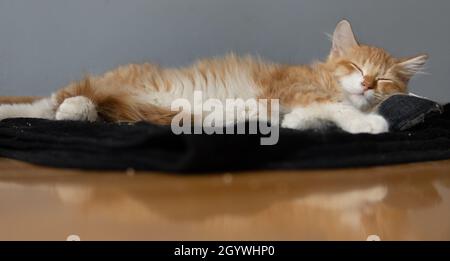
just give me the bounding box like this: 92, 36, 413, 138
0, 0, 449, 102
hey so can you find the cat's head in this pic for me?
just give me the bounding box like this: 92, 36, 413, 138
327, 20, 428, 110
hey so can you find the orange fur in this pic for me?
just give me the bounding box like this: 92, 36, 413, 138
328, 45, 409, 95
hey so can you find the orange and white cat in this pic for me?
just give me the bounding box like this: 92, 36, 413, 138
0, 20, 427, 134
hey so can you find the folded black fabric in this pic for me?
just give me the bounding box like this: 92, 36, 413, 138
0, 102, 449, 173
377, 94, 444, 131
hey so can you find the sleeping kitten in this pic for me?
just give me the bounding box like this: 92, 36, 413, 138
0, 20, 427, 134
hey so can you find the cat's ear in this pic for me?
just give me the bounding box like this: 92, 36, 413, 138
396, 54, 428, 78
331, 20, 359, 57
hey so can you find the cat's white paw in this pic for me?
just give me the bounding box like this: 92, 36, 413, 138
281, 112, 302, 129
0, 106, 9, 121
340, 114, 388, 134
281, 110, 320, 130
203, 104, 248, 127
55, 96, 97, 122
366, 114, 389, 134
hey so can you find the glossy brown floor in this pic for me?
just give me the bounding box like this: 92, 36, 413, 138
0, 158, 449, 241
1, 97, 450, 240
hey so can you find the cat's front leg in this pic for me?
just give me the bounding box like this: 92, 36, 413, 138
281, 103, 388, 134
328, 103, 389, 134
281, 107, 324, 130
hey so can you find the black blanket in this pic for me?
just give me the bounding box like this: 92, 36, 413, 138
0, 103, 449, 173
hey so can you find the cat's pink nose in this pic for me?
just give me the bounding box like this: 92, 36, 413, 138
361, 76, 375, 91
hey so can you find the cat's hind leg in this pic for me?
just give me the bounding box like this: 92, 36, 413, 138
55, 96, 98, 122
0, 98, 56, 121
54, 77, 180, 124
54, 78, 99, 122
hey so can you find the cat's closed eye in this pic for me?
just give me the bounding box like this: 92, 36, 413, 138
376, 78, 394, 83
349, 62, 364, 75
349, 62, 396, 87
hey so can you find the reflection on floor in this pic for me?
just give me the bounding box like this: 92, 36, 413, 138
0, 158, 449, 240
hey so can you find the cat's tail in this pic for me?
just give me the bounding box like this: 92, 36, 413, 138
0, 97, 56, 121
94, 94, 182, 125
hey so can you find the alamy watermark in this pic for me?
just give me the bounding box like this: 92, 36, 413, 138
170, 91, 280, 145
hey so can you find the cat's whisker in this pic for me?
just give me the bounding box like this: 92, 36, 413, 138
373, 93, 383, 99
372, 93, 384, 100
372, 94, 387, 102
